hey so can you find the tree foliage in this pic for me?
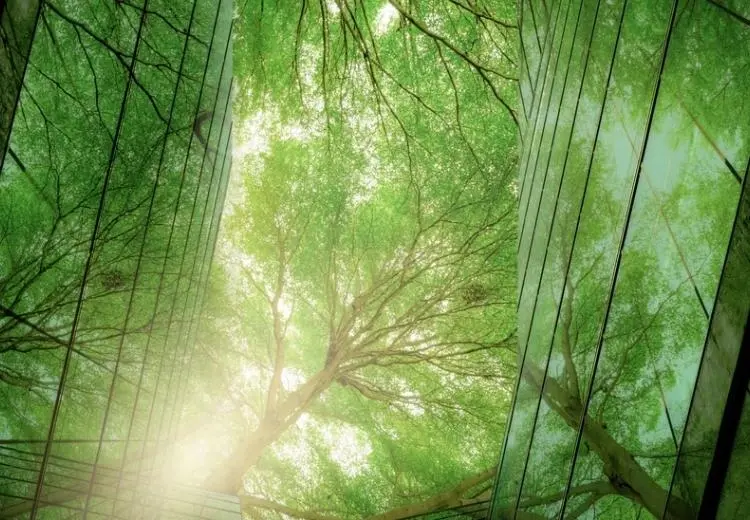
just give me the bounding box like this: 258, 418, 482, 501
188, 0, 522, 517
7, 0, 748, 519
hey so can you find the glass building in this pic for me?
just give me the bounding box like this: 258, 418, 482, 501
489, 0, 750, 519
0, 0, 236, 518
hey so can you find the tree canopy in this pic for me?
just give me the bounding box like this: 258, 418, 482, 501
188, 0, 522, 517
3, 0, 748, 519
0, 0, 523, 517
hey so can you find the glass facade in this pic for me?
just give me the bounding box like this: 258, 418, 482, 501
491, 0, 750, 519
0, 0, 236, 518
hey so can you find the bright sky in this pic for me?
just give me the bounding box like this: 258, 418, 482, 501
375, 3, 400, 35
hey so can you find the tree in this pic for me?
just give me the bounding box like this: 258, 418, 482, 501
178, 0, 524, 517
4, 0, 749, 519
2, 0, 521, 515
193, 101, 517, 513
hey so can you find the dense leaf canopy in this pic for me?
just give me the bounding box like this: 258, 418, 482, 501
189, 0, 522, 517
4, 1, 748, 519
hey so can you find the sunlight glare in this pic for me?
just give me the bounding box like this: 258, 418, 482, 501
233, 108, 270, 161
321, 423, 372, 477
281, 368, 305, 391
375, 3, 399, 35
326, 0, 341, 16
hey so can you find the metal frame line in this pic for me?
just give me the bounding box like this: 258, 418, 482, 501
490, 0, 571, 515
516, 0, 584, 314
167, 123, 233, 446
509, 0, 605, 514
707, 0, 750, 27
157, 69, 234, 448
171, 150, 233, 442
521, 0, 565, 135
527, 0, 544, 52
516, 0, 567, 210
128, 20, 233, 514
79, 1, 201, 517
138, 24, 234, 489
29, 2, 151, 516
558, 0, 681, 515
492, 0, 629, 511
109, 0, 226, 513
486, 0, 574, 512
662, 156, 750, 518
149, 123, 234, 520
146, 74, 234, 489
698, 301, 750, 517
516, 0, 578, 264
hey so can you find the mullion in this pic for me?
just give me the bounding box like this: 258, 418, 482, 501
29, 2, 151, 517
558, 0, 682, 516
80, 1, 201, 517
110, 0, 226, 512
511, 0, 605, 515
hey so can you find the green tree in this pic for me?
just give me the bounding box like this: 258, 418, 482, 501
184, 0, 522, 517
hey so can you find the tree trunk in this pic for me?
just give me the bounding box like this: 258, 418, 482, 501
524, 365, 695, 519
210, 365, 341, 494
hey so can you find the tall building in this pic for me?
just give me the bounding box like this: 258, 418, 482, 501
0, 0, 236, 518
489, 0, 750, 519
